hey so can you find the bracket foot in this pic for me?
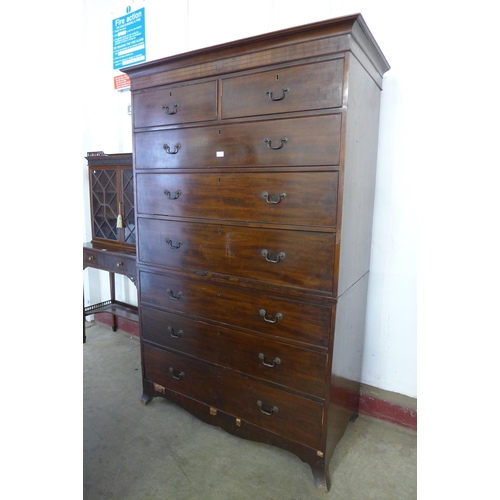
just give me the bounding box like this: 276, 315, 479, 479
140, 392, 154, 405
311, 461, 331, 492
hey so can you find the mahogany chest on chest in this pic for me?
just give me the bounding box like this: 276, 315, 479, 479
123, 13, 389, 491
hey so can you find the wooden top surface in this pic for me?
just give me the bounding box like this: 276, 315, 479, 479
122, 14, 390, 89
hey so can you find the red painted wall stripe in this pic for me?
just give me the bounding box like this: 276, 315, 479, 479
92, 315, 140, 337
359, 393, 417, 431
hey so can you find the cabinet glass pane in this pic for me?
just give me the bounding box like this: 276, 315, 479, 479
91, 169, 118, 241
122, 168, 136, 244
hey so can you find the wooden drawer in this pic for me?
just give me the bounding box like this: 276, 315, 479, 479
104, 254, 136, 275
221, 59, 344, 119
141, 306, 328, 398
83, 248, 107, 269
134, 114, 341, 169
139, 269, 332, 348
136, 170, 338, 228
137, 218, 335, 293
133, 80, 218, 128
143, 343, 324, 449
83, 248, 136, 276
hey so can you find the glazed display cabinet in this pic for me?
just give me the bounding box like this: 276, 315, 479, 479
87, 151, 136, 249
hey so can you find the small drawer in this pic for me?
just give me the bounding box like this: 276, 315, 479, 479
83, 249, 105, 268
137, 218, 335, 293
136, 170, 338, 228
134, 114, 341, 169
221, 59, 344, 119
133, 80, 218, 128
104, 254, 137, 275
141, 306, 328, 398
139, 270, 332, 348
143, 343, 324, 448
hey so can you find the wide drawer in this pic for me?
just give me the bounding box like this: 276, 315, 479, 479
137, 218, 335, 293
141, 306, 328, 398
134, 114, 341, 169
143, 343, 324, 449
133, 80, 218, 128
136, 170, 338, 228
83, 248, 136, 276
139, 269, 332, 348
221, 59, 344, 119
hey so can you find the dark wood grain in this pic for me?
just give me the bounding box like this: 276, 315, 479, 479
137, 217, 335, 292
221, 58, 344, 119
143, 343, 324, 449
136, 170, 339, 228
141, 305, 328, 398
124, 13, 389, 491
133, 114, 341, 169
139, 269, 332, 348
134, 80, 218, 128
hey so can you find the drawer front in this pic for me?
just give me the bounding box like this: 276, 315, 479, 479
104, 254, 136, 275
139, 270, 332, 347
143, 343, 324, 449
221, 59, 344, 119
83, 249, 106, 268
136, 171, 338, 228
133, 80, 218, 128
141, 306, 328, 398
138, 218, 335, 293
134, 114, 341, 169
83, 249, 136, 275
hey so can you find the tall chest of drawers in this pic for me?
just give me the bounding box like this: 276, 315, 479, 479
123, 14, 389, 491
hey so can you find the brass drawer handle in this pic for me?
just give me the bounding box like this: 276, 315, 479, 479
264, 137, 287, 150
116, 262, 123, 267
259, 309, 283, 323
257, 400, 278, 416
167, 326, 184, 339
266, 88, 289, 101
165, 238, 183, 249
87, 255, 95, 261
169, 367, 185, 380
258, 353, 281, 368
166, 289, 183, 300
164, 189, 182, 200
163, 143, 181, 155
162, 103, 179, 115
262, 249, 285, 263
262, 191, 286, 204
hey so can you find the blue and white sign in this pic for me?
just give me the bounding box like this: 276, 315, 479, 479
112, 7, 146, 69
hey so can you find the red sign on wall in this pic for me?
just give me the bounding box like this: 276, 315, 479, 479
114, 74, 130, 90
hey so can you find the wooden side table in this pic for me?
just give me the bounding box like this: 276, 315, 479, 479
83, 242, 138, 343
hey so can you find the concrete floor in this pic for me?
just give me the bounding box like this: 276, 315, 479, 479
83, 323, 417, 500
